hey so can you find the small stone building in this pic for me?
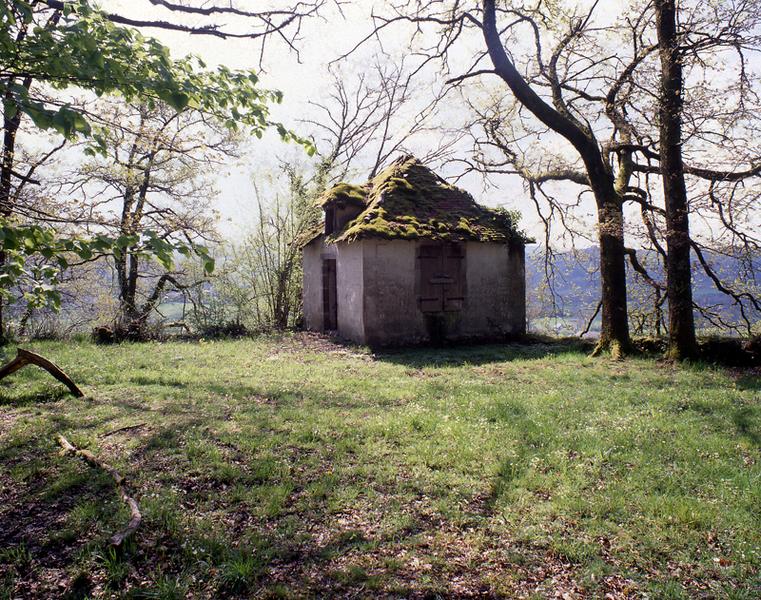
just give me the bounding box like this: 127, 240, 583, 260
301, 155, 528, 346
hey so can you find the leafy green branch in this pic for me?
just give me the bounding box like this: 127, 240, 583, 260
0, 219, 214, 311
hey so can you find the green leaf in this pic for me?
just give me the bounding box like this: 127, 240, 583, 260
3, 100, 18, 120
166, 91, 190, 111
23, 104, 53, 130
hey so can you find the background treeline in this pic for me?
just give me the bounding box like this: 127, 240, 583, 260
8, 240, 760, 341
1, 0, 760, 355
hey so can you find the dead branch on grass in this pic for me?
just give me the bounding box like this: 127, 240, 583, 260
56, 434, 141, 547
99, 423, 148, 439
0, 348, 84, 397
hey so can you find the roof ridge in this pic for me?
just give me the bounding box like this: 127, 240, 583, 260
311, 155, 530, 245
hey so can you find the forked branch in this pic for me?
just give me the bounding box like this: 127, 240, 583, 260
0, 348, 84, 397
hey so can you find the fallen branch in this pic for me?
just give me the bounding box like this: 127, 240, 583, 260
56, 434, 141, 546
0, 349, 84, 397
99, 423, 148, 439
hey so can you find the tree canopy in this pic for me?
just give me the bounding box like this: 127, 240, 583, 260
0, 0, 313, 327
0, 0, 310, 145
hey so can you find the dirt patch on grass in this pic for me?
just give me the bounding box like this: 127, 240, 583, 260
0, 412, 18, 438
271, 331, 373, 360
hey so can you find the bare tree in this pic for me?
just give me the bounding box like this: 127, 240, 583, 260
245, 165, 321, 330
190, 57, 456, 333
648, 0, 760, 344
65, 100, 238, 337
304, 58, 460, 183
344, 1, 645, 355
40, 0, 334, 58
351, 1, 760, 352
654, 0, 696, 357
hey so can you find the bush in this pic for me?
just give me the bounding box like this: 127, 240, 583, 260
92, 320, 166, 344
698, 336, 760, 367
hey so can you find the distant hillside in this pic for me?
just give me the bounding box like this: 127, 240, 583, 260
526, 246, 760, 335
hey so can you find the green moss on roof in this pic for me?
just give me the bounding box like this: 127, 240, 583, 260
295, 222, 325, 248
323, 155, 530, 244
316, 182, 368, 208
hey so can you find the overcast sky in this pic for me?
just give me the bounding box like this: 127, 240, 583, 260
93, 1, 757, 249
95, 0, 565, 241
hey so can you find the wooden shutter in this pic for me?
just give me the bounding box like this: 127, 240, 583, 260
443, 243, 465, 312
418, 245, 443, 312
418, 243, 464, 313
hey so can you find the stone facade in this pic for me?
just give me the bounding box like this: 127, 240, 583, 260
301, 155, 528, 346
303, 236, 526, 346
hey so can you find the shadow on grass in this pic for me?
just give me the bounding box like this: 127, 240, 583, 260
733, 406, 761, 447
734, 374, 761, 392
669, 394, 761, 448
195, 382, 385, 410
485, 410, 557, 510
0, 437, 116, 571
0, 385, 70, 407
129, 375, 188, 388
0, 416, 213, 597
375, 337, 594, 369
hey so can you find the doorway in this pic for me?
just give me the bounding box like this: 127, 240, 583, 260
322, 258, 337, 330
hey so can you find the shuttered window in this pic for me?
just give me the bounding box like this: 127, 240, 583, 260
418, 243, 465, 313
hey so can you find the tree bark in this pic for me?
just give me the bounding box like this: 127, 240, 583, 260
655, 0, 697, 359
481, 0, 631, 355
1, 77, 30, 341
595, 195, 630, 356
0, 348, 84, 396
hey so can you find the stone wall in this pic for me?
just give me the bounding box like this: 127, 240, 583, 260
362, 240, 426, 346
302, 239, 325, 332
302, 238, 364, 342
361, 239, 525, 345
460, 241, 526, 337
303, 237, 526, 345
335, 242, 364, 342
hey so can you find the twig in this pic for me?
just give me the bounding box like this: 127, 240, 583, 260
56, 434, 141, 547
580, 300, 602, 338
99, 423, 148, 439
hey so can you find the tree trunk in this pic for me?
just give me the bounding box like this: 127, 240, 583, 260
1, 80, 25, 342
656, 0, 697, 360
114, 243, 143, 337
596, 196, 630, 356
481, 0, 631, 355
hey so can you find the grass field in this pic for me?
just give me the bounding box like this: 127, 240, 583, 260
0, 335, 759, 598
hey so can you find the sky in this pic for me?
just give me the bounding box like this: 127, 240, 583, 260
98, 0, 557, 241
92, 1, 759, 250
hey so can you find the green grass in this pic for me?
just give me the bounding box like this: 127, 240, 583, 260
0, 335, 759, 598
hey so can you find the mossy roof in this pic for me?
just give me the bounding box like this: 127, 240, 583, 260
308, 155, 529, 246
316, 182, 368, 208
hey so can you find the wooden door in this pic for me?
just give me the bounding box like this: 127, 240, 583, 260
322, 259, 337, 330
418, 243, 464, 313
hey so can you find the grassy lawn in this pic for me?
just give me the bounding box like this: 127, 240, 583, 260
0, 335, 759, 599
